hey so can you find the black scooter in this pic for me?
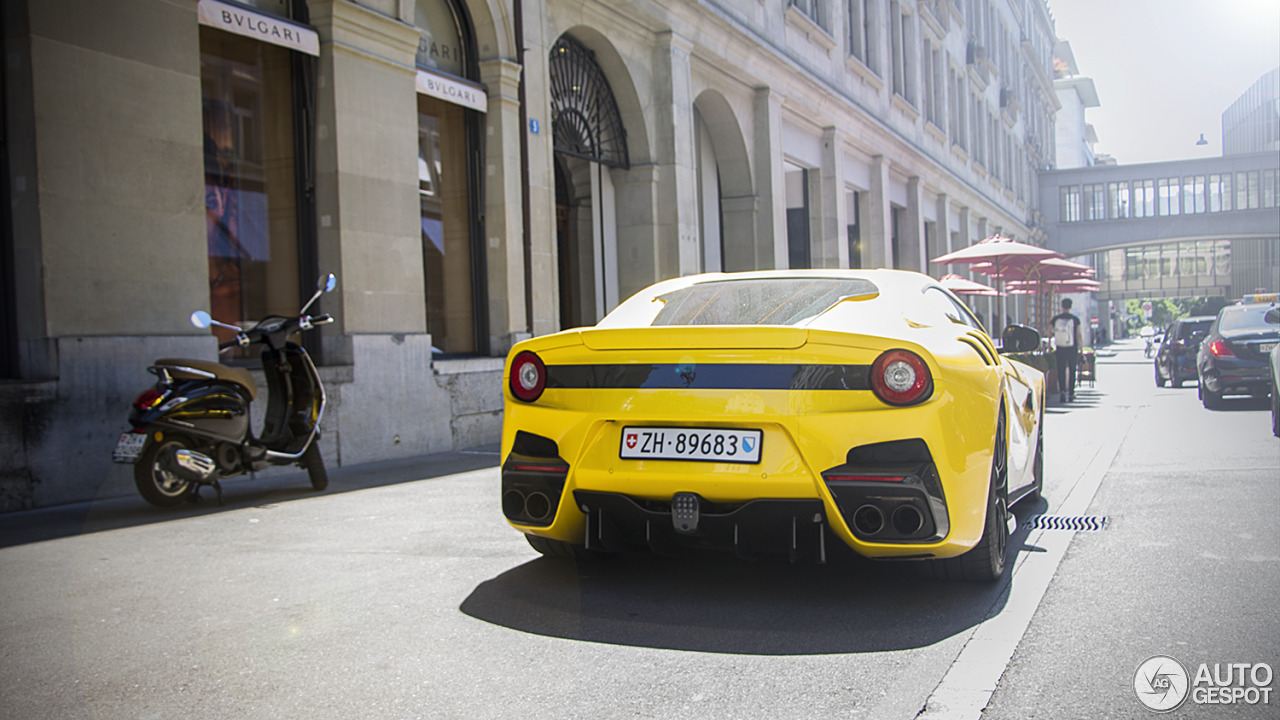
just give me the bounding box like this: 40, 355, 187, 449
113, 274, 337, 506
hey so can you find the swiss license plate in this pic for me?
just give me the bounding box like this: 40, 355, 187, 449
1260, 342, 1277, 354
620, 427, 762, 464
112, 432, 146, 464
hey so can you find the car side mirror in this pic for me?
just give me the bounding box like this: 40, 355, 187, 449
1000, 324, 1040, 354
1265, 307, 1280, 325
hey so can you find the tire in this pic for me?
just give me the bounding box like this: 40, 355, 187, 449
1171, 376, 1183, 388
1202, 385, 1224, 410
925, 409, 1009, 582
134, 434, 197, 507
525, 533, 612, 561
302, 443, 328, 491
1154, 364, 1166, 387
1271, 390, 1279, 438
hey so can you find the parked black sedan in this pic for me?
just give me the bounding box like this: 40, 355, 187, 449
1197, 302, 1280, 409
1154, 316, 1214, 388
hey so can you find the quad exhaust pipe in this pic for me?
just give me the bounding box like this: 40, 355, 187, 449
851, 502, 926, 539
502, 488, 554, 523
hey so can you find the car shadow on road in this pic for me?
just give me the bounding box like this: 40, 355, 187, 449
459, 505, 1045, 656
0, 447, 501, 549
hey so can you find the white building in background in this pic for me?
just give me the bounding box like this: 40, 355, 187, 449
1052, 40, 1100, 170
1222, 67, 1280, 156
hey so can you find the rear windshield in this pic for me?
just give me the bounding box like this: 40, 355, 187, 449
651, 278, 879, 326
1218, 305, 1275, 333
1176, 320, 1211, 340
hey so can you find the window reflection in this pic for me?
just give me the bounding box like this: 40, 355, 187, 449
200, 25, 299, 357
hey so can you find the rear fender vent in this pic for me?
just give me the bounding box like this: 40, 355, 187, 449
960, 335, 997, 366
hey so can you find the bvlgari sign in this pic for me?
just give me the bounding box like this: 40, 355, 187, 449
198, 0, 319, 56
416, 68, 488, 114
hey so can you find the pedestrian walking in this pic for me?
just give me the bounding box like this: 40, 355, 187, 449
1050, 298, 1083, 402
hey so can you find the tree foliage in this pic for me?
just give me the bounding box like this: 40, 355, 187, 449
1125, 296, 1229, 330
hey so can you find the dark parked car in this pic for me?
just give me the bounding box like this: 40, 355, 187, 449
1267, 307, 1280, 436
1196, 302, 1280, 409
1154, 316, 1214, 388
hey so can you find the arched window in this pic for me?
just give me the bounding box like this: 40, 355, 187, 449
549, 36, 629, 170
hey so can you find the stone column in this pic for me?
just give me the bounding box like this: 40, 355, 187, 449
819, 127, 848, 268
310, 0, 423, 345
902, 176, 926, 272
478, 58, 528, 354
866, 156, 894, 269
753, 87, 786, 269
652, 31, 700, 278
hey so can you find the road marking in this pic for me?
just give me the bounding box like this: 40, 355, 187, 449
917, 405, 1138, 720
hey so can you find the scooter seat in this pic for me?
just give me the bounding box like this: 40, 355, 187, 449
153, 358, 258, 400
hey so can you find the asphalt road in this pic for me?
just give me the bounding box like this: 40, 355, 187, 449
0, 338, 1275, 719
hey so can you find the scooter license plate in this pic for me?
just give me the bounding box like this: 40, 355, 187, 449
112, 432, 146, 463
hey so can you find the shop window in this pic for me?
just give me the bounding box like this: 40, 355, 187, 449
846, 189, 862, 269
200, 25, 300, 356
414, 0, 485, 355
785, 165, 811, 269
419, 95, 474, 354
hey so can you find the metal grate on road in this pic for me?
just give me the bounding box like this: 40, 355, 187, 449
1027, 515, 1109, 531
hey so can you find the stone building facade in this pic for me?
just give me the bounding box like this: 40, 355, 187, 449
0, 0, 1057, 510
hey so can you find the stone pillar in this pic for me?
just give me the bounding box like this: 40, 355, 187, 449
902, 176, 926, 272
310, 0, 424, 345
653, 31, 700, 278
478, 58, 528, 354
819, 127, 848, 268
866, 156, 894, 269
754, 87, 787, 269
518, 1, 558, 337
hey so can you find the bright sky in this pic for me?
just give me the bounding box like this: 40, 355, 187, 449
1048, 0, 1280, 165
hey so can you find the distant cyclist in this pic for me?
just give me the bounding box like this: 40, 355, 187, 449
1049, 298, 1082, 402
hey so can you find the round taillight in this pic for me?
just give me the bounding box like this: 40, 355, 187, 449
509, 351, 546, 403
870, 349, 933, 406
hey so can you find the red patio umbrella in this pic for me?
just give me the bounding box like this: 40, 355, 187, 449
940, 273, 1000, 296
931, 235, 1062, 331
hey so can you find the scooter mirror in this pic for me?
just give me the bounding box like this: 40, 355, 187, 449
320, 273, 336, 293
190, 310, 213, 329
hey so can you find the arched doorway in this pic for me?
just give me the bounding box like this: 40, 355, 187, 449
549, 34, 629, 328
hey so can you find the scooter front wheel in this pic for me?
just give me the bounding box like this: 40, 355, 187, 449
134, 435, 196, 507
302, 443, 328, 491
